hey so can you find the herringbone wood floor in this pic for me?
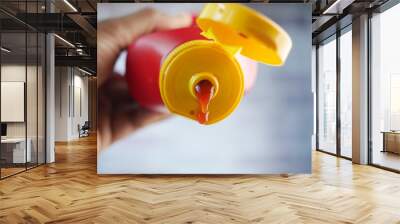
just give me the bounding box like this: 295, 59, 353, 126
1, 134, 400, 224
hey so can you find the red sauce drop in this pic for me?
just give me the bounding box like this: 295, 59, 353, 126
195, 80, 215, 124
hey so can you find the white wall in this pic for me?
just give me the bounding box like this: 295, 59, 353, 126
1, 65, 26, 142
1, 82, 25, 122
1, 63, 46, 164
55, 67, 69, 141
54, 67, 89, 141
1, 65, 26, 134
1, 65, 40, 137
73, 73, 89, 137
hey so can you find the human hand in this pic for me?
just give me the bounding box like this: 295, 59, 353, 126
98, 9, 192, 149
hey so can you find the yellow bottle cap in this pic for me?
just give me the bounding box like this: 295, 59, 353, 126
160, 3, 292, 124
197, 3, 292, 66
160, 40, 244, 124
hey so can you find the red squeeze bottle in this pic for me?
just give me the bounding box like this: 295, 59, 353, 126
125, 17, 258, 124
125, 3, 292, 125
126, 22, 205, 109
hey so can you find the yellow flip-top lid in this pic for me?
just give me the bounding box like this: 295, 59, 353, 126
197, 3, 292, 66
160, 3, 293, 125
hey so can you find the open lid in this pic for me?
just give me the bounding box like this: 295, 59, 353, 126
196, 3, 292, 66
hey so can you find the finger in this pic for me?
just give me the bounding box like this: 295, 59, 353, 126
154, 12, 193, 31
98, 83, 113, 149
97, 9, 192, 86
98, 111, 111, 150
104, 77, 169, 142
99, 76, 170, 146
113, 9, 192, 46
98, 109, 112, 150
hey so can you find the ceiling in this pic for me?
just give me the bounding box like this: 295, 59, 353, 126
1, 0, 395, 74
311, 0, 391, 43
0, 0, 98, 74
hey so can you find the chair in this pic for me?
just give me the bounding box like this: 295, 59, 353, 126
79, 121, 90, 138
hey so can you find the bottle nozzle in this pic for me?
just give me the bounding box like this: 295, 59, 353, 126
195, 80, 215, 124
189, 73, 218, 124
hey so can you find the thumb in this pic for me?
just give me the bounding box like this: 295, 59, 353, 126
97, 9, 192, 86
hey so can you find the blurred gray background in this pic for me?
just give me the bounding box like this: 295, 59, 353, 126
98, 3, 313, 174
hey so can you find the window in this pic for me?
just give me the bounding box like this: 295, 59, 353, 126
318, 36, 337, 154
339, 28, 352, 158
371, 3, 400, 171
0, 1, 46, 179
316, 26, 353, 159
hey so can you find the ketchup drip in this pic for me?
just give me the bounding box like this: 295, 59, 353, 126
195, 80, 215, 124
